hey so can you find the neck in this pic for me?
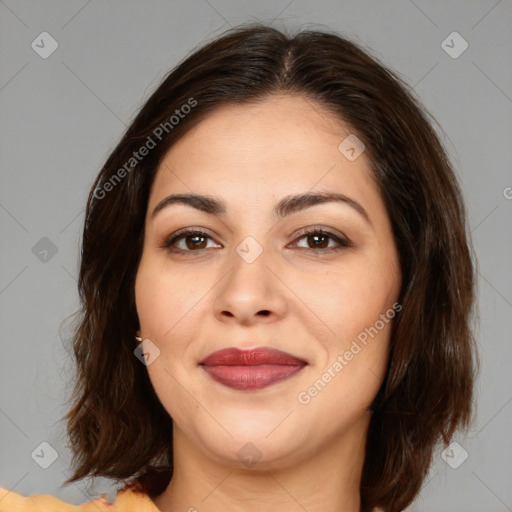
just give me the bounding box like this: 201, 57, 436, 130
153, 415, 370, 512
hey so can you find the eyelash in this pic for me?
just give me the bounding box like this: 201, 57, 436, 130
160, 227, 351, 255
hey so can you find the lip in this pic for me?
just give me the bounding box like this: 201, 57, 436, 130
199, 347, 307, 391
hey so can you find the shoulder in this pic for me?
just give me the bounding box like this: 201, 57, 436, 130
0, 486, 160, 511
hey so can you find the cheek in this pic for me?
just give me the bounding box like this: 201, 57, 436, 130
296, 256, 399, 342
298, 311, 394, 427
309, 254, 399, 411
135, 256, 204, 339
135, 259, 199, 423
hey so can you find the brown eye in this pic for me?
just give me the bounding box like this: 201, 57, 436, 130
162, 230, 221, 253
161, 228, 350, 255
183, 234, 208, 250
305, 233, 330, 249
292, 229, 350, 252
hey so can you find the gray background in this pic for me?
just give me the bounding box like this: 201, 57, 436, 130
1, 1, 511, 511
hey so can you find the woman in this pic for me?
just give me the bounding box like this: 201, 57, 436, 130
0, 23, 478, 512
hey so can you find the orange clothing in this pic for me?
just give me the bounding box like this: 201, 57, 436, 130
0, 486, 160, 511
0, 486, 388, 511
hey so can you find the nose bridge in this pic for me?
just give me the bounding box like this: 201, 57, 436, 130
235, 234, 266, 266
227, 233, 272, 299
213, 233, 285, 323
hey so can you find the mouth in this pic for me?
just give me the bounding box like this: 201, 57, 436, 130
199, 347, 307, 391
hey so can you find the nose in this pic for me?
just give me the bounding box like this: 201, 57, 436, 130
213, 247, 287, 326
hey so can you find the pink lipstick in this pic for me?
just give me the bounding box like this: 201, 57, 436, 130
199, 347, 306, 390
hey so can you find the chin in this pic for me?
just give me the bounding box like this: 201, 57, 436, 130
191, 419, 311, 471
206, 437, 306, 472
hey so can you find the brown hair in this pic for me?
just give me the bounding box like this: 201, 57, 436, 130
62, 23, 478, 512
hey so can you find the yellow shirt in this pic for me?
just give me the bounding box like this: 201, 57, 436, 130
0, 486, 160, 511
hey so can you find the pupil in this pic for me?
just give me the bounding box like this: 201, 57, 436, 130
186, 235, 206, 250
310, 234, 327, 248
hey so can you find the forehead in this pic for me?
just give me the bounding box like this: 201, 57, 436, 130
149, 94, 379, 214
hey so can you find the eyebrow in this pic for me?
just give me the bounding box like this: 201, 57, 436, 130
151, 191, 371, 225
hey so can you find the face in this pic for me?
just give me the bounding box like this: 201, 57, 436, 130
135, 94, 401, 470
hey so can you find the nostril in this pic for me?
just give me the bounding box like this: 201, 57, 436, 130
258, 310, 271, 316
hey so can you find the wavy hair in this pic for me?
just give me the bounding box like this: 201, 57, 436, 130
62, 23, 478, 512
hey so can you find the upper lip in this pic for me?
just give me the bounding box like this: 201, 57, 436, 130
199, 347, 306, 366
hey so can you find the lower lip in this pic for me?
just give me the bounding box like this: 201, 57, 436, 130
201, 364, 305, 390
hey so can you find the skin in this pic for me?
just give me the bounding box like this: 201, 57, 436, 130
134, 94, 402, 512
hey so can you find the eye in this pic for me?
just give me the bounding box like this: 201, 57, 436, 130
161, 229, 221, 253
290, 228, 351, 252
161, 227, 350, 255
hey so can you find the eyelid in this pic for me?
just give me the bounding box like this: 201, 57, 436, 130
288, 227, 351, 250
291, 224, 350, 243
161, 225, 351, 254
159, 227, 221, 250
166, 226, 216, 240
